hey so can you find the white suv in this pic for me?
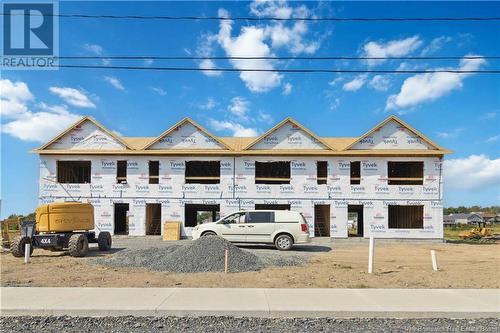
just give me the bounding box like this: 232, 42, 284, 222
191, 210, 310, 250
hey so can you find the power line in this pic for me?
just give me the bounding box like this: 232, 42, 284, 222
57, 55, 500, 60
56, 64, 500, 74
2, 13, 500, 22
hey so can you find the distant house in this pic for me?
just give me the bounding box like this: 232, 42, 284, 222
474, 212, 500, 224
443, 213, 483, 227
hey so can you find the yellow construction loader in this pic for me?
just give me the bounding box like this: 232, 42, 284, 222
458, 227, 493, 240
10, 202, 111, 258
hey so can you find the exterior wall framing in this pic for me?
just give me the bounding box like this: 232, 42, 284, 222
39, 155, 444, 238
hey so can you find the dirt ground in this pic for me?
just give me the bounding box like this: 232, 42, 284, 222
1, 240, 499, 289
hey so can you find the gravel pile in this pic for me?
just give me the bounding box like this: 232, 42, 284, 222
2, 316, 499, 333
251, 249, 310, 267
94, 236, 263, 273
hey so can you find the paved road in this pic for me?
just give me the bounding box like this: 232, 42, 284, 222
1, 287, 499, 318
1, 316, 499, 333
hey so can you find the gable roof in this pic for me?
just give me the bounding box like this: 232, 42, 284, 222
38, 116, 132, 150
142, 117, 232, 150
344, 115, 450, 152
242, 117, 334, 150
34, 115, 451, 156
445, 213, 483, 220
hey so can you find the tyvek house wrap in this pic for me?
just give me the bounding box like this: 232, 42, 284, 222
148, 121, 226, 150
351, 120, 434, 150
249, 120, 328, 150
43, 120, 127, 150
37, 116, 445, 239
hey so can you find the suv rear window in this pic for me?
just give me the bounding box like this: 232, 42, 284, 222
246, 212, 274, 223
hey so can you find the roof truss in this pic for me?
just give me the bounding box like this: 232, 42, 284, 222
243, 117, 334, 150
344, 115, 446, 151
142, 117, 232, 150
38, 116, 132, 150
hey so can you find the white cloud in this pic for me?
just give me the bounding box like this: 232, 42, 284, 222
480, 112, 497, 120
369, 75, 391, 91
1, 79, 81, 142
363, 36, 422, 66
199, 58, 222, 77
83, 43, 103, 55
443, 155, 500, 191
257, 110, 273, 123
265, 21, 319, 54
421, 36, 452, 56
324, 89, 341, 111
82, 43, 110, 65
250, 0, 293, 19
49, 86, 96, 108
0, 79, 34, 117
282, 82, 292, 95
329, 97, 340, 111
217, 9, 282, 93
204, 3, 318, 93
342, 74, 367, 91
196, 34, 222, 77
103, 76, 125, 91
328, 77, 344, 86
1, 98, 29, 117
196, 34, 222, 76
2, 107, 80, 142
228, 96, 250, 119
396, 61, 428, 71
386, 56, 485, 110
151, 87, 167, 96
486, 135, 499, 143
199, 97, 217, 110
208, 119, 259, 137
436, 128, 464, 139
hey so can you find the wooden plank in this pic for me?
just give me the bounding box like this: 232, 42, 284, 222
163, 221, 181, 241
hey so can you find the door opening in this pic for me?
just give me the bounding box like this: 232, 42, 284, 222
314, 204, 330, 237
348, 205, 364, 237
146, 203, 162, 235
114, 203, 129, 235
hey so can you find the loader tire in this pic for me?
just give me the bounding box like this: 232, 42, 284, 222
11, 236, 33, 258
68, 234, 88, 257
97, 232, 112, 251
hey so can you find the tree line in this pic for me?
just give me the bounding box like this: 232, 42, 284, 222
443, 206, 500, 215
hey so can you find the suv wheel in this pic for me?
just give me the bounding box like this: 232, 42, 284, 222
202, 231, 216, 237
275, 234, 293, 251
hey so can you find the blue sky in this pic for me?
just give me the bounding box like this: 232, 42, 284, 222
1, 1, 499, 218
